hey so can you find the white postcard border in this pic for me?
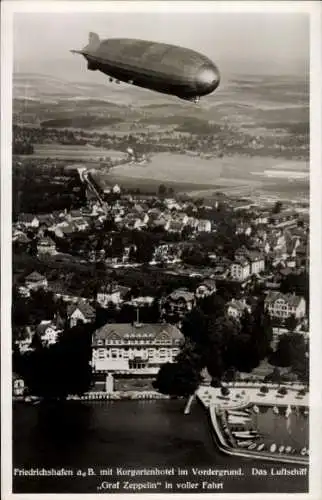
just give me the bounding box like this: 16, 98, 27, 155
1, 2, 321, 500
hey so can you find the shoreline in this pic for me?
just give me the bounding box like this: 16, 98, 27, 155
196, 385, 309, 466
14, 390, 173, 404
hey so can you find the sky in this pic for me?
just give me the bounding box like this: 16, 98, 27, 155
13, 11, 309, 79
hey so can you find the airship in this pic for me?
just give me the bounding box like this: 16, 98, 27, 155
71, 32, 220, 103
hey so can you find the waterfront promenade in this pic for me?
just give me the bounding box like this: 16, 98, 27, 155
197, 383, 308, 410
196, 383, 309, 466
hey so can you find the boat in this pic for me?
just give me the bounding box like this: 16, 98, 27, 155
233, 431, 259, 439
285, 405, 292, 418
278, 445, 285, 453
257, 443, 265, 451
228, 410, 251, 417
270, 443, 277, 452
248, 443, 257, 450
273, 406, 279, 415
228, 416, 251, 424
300, 447, 307, 456
237, 440, 254, 448
285, 446, 292, 453
253, 405, 259, 414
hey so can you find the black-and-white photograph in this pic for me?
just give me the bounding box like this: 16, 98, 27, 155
2, 1, 321, 497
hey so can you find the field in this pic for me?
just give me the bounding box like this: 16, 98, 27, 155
13, 72, 309, 201
13, 73, 309, 135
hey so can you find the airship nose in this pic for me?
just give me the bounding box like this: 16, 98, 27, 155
196, 64, 220, 94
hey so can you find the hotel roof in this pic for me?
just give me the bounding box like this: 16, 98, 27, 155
93, 323, 183, 343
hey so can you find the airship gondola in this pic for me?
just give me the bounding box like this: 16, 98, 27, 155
71, 32, 220, 102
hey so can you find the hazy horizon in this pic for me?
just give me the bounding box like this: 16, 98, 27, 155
13, 12, 309, 81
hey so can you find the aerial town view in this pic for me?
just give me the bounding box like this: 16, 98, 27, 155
9, 6, 310, 496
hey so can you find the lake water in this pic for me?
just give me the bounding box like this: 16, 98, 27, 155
253, 405, 309, 450
13, 400, 308, 494
109, 153, 308, 186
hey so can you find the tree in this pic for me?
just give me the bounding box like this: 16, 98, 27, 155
264, 366, 282, 383
181, 308, 207, 346
273, 332, 307, 370
249, 298, 273, 360
220, 386, 230, 397
272, 201, 282, 214
153, 361, 202, 398
226, 333, 261, 373
280, 272, 309, 310
205, 316, 239, 380
158, 184, 167, 197
175, 338, 204, 371
15, 323, 94, 400
285, 314, 298, 332
198, 294, 226, 318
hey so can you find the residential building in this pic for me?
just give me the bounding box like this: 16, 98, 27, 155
13, 374, 25, 397
14, 327, 33, 352
37, 237, 57, 256
96, 284, 130, 308
127, 296, 155, 308
112, 184, 121, 194
74, 218, 89, 232
123, 216, 145, 230
174, 213, 189, 225
196, 219, 212, 233
195, 279, 217, 299
92, 322, 183, 375
227, 299, 251, 319
162, 288, 195, 318
153, 243, 170, 261
17, 214, 39, 228
253, 212, 270, 225
247, 251, 265, 275
230, 258, 251, 282
149, 218, 170, 231
265, 291, 306, 320
67, 301, 96, 328
268, 212, 298, 229
13, 231, 30, 244
36, 320, 60, 346
235, 223, 252, 236
24, 271, 48, 291
168, 221, 184, 234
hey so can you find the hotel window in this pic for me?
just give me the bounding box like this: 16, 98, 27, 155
97, 349, 105, 359
111, 349, 118, 358
159, 349, 167, 358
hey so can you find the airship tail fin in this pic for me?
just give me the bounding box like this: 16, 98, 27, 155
83, 32, 100, 53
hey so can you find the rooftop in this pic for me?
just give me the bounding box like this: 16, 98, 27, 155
67, 301, 96, 319
265, 291, 305, 307
25, 271, 46, 282
93, 322, 183, 343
